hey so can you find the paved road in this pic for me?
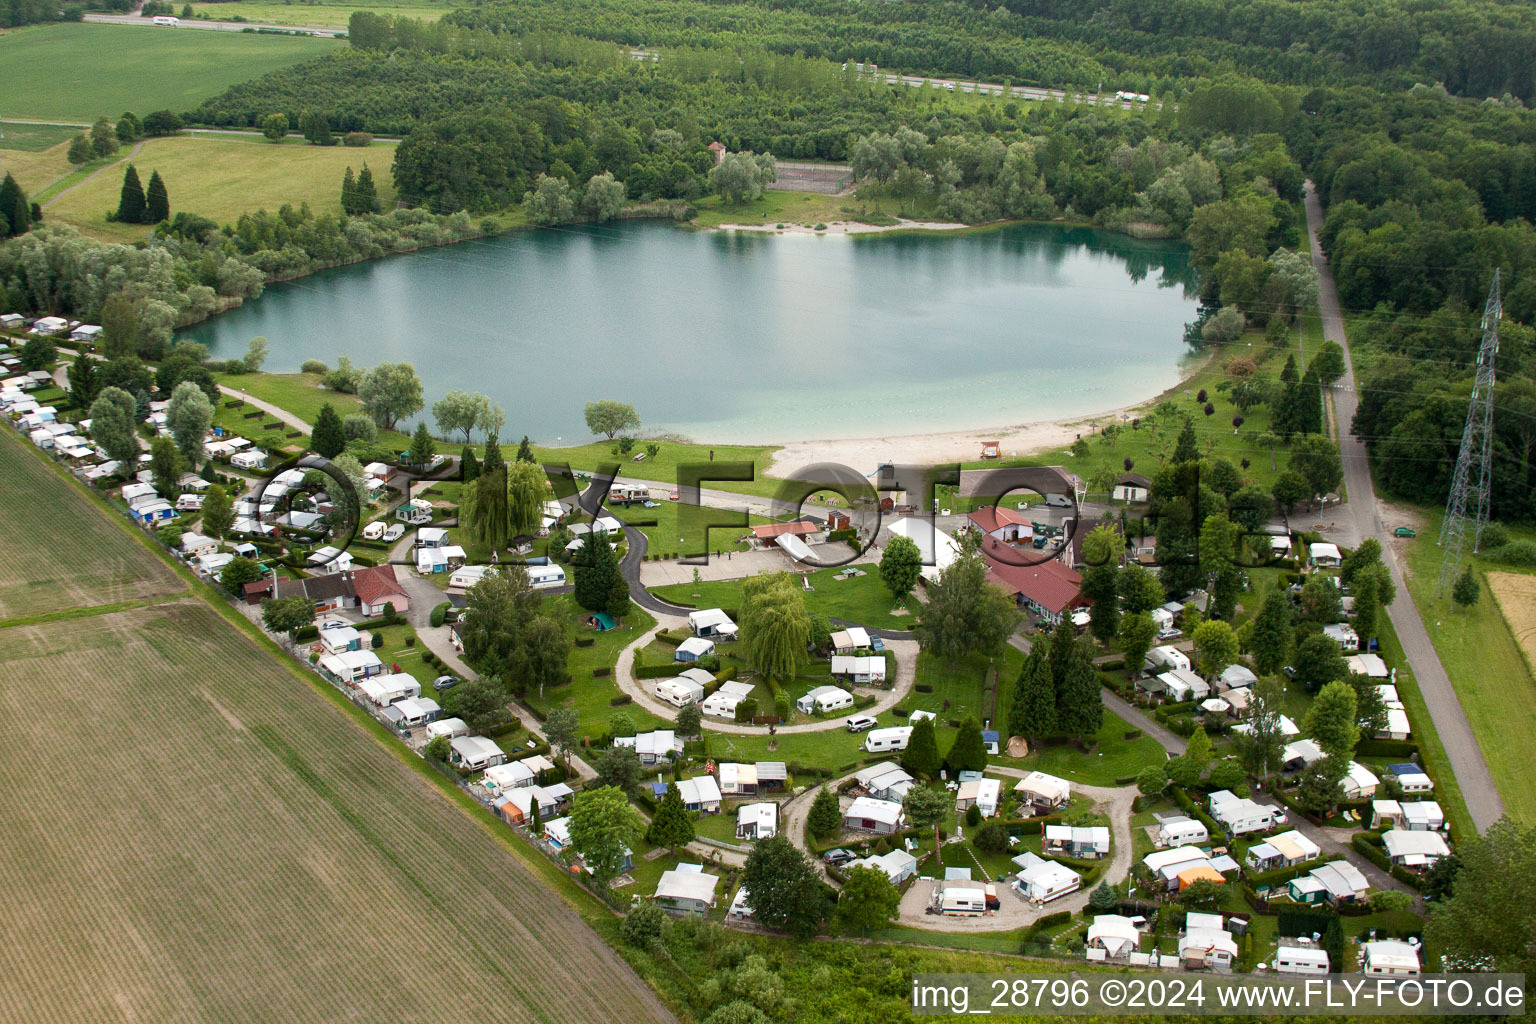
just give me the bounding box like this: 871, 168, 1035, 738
1010, 634, 1185, 757
84, 11, 345, 36
1304, 181, 1503, 830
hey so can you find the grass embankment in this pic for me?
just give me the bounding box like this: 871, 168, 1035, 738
1400, 509, 1536, 825
0, 121, 84, 151
35, 135, 396, 243
0, 23, 337, 122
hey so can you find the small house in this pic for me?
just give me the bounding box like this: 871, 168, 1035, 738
179, 532, 218, 559
527, 563, 566, 589
675, 774, 722, 814
1208, 790, 1276, 836
1308, 542, 1343, 568
416, 526, 449, 549
829, 627, 872, 654
830, 655, 887, 685
450, 735, 506, 771
1245, 842, 1285, 873
1012, 852, 1081, 903
1112, 472, 1151, 503
1382, 829, 1450, 869
394, 697, 440, 727
351, 565, 410, 617
655, 670, 710, 708
717, 762, 758, 796
29, 316, 68, 335
1159, 667, 1210, 702
1014, 770, 1071, 812
1086, 916, 1140, 962
701, 680, 754, 719
955, 778, 1001, 818
1268, 830, 1321, 865
1400, 801, 1444, 831
1274, 944, 1331, 976
655, 866, 719, 915
364, 461, 396, 484
1044, 825, 1110, 859
735, 802, 777, 840
844, 796, 903, 834
965, 505, 1032, 542
1157, 817, 1209, 848
1282, 739, 1325, 771
1285, 873, 1328, 906
1377, 708, 1412, 741
1179, 912, 1238, 970
1362, 940, 1422, 977
424, 717, 470, 742
483, 760, 537, 793
796, 685, 853, 714
319, 649, 384, 684
1217, 664, 1258, 691
1342, 761, 1380, 801
862, 726, 912, 753
318, 625, 363, 655
614, 729, 682, 764
688, 608, 738, 640
854, 763, 914, 803
1307, 861, 1369, 905
69, 324, 103, 343
396, 499, 433, 524
356, 672, 421, 707
673, 636, 715, 663
1385, 763, 1434, 795
231, 450, 267, 471
1323, 623, 1361, 651
847, 849, 918, 886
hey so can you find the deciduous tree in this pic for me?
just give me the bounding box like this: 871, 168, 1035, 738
1306, 679, 1360, 759
738, 572, 811, 689
1192, 619, 1238, 679
584, 399, 640, 439
88, 386, 139, 464
742, 835, 826, 938
358, 362, 423, 431
835, 866, 900, 934
569, 785, 644, 883
1452, 565, 1481, 610
879, 534, 922, 603
200, 484, 233, 538
165, 380, 213, 467
1116, 611, 1158, 681
913, 551, 1021, 662
261, 595, 315, 640
1247, 590, 1293, 675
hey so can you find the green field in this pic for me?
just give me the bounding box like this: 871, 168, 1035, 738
188, 0, 452, 29
37, 135, 395, 242
651, 565, 915, 630
0, 24, 338, 122
0, 121, 84, 152
1401, 511, 1536, 825
0, 432, 673, 1024
0, 428, 184, 621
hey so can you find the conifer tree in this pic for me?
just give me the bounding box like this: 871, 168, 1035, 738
143, 170, 169, 224
460, 446, 480, 482
0, 173, 30, 237
482, 432, 504, 474
646, 782, 694, 852
66, 354, 100, 407
115, 164, 147, 224
1173, 418, 1199, 463
67, 134, 92, 165
516, 434, 536, 463
311, 402, 346, 459
340, 166, 358, 214
807, 787, 842, 837
356, 163, 380, 213
901, 716, 941, 779
409, 420, 435, 466
1009, 641, 1056, 740
945, 717, 989, 773
573, 533, 620, 612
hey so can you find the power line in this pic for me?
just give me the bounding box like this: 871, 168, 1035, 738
1435, 270, 1501, 602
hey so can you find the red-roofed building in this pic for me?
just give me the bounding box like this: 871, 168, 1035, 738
351, 564, 411, 617
982, 540, 1085, 626
751, 520, 818, 542
966, 505, 1033, 543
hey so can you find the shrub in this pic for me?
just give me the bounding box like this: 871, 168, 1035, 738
300, 359, 328, 375
430, 602, 450, 628
343, 131, 373, 147
621, 900, 667, 946
915, 683, 934, 694
965, 804, 982, 827
1489, 539, 1536, 566
370, 632, 383, 649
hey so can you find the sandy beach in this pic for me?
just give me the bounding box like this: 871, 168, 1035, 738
764, 400, 1149, 476
713, 218, 970, 236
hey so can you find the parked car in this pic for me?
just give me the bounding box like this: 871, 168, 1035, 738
668, 490, 679, 501
1044, 493, 1073, 508
823, 849, 855, 866
1282, 665, 1297, 680
1157, 627, 1182, 641
870, 637, 885, 652
432, 675, 459, 692
1394, 527, 1416, 538
845, 714, 878, 733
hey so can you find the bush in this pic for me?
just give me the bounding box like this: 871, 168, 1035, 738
1488, 539, 1536, 566
343, 131, 374, 147
621, 900, 667, 946
300, 359, 329, 374
430, 602, 450, 628
915, 684, 934, 694
965, 804, 982, 827
1481, 522, 1510, 549
370, 632, 383, 649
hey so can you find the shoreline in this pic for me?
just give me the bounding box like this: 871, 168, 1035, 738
712, 217, 971, 236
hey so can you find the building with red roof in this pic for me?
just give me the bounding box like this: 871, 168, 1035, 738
966, 505, 1033, 542
351, 564, 411, 617
981, 540, 1085, 626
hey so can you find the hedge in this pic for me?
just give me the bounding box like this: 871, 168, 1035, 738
634, 663, 688, 679
429, 601, 450, 628
293, 624, 318, 642
915, 684, 934, 694
1277, 907, 1337, 937
574, 637, 596, 649
981, 665, 999, 723
652, 631, 685, 647
1356, 738, 1421, 758
609, 695, 633, 706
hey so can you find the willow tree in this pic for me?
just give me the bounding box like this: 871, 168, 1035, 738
507, 460, 546, 537
738, 572, 811, 691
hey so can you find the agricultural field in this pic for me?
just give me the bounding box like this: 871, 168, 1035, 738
35, 135, 396, 243
0, 429, 183, 620
0, 122, 84, 152
187, 0, 453, 29
0, 597, 673, 1024
0, 24, 338, 123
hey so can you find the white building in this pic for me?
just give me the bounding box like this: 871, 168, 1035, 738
674, 774, 722, 814
450, 735, 506, 771
844, 796, 903, 834
830, 655, 887, 684
1208, 790, 1277, 836
829, 627, 872, 653
1400, 801, 1444, 831
424, 717, 470, 741
1086, 916, 1140, 960
1159, 667, 1210, 702
1157, 817, 1209, 848
614, 729, 683, 764
701, 680, 754, 719
955, 778, 1001, 817
796, 685, 853, 714
1012, 852, 1080, 903
1309, 542, 1342, 568
1274, 944, 1331, 976
1342, 761, 1381, 801
846, 848, 918, 885
1147, 645, 1192, 673
1382, 829, 1450, 868
1014, 770, 1071, 811
655, 671, 709, 708
736, 802, 777, 840
855, 763, 915, 803
655, 866, 720, 914
1362, 940, 1421, 977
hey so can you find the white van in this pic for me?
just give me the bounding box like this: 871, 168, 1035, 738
152, 15, 180, 26
845, 715, 878, 733
1044, 493, 1073, 508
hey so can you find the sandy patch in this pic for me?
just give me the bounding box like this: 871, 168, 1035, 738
1488, 572, 1536, 665
714, 219, 969, 237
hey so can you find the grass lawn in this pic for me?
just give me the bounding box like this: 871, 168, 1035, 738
690, 190, 857, 230
0, 23, 338, 122
1400, 509, 1536, 825
41, 135, 397, 243
610, 498, 762, 557
530, 438, 782, 497
911, 648, 1023, 726
359, 621, 434, 683
523, 598, 665, 742
943, 320, 1310, 505
651, 566, 915, 631
995, 710, 1168, 787
188, 0, 450, 28
0, 121, 84, 151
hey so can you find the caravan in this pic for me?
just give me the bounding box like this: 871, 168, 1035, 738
863, 726, 913, 753
795, 685, 853, 714
527, 563, 567, 589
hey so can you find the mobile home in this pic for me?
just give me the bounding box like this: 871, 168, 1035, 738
863, 726, 912, 753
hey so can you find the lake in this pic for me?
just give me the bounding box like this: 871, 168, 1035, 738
184, 221, 1201, 444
